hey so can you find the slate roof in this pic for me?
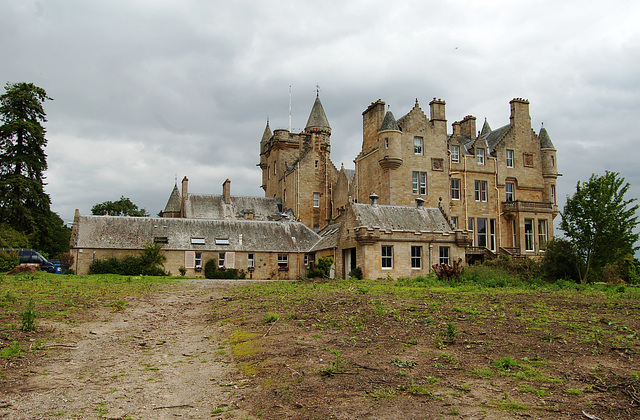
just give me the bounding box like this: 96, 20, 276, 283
305, 96, 331, 131
73, 215, 320, 253
261, 121, 272, 143
311, 223, 341, 252
484, 123, 511, 152
183, 195, 282, 221
480, 118, 492, 137
539, 127, 555, 149
352, 203, 452, 232
344, 169, 355, 182
379, 111, 400, 131
163, 184, 182, 214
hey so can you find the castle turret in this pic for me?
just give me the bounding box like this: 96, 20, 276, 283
305, 95, 331, 153
539, 126, 558, 206
258, 120, 271, 190
377, 110, 403, 170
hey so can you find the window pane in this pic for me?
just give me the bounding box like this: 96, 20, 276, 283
382, 246, 393, 268
506, 150, 514, 167
411, 246, 422, 269
412, 172, 419, 194
439, 247, 450, 265
477, 218, 487, 247
451, 179, 460, 200
525, 219, 534, 251
477, 148, 485, 164
538, 219, 548, 250
451, 145, 460, 163
414, 137, 423, 155
420, 172, 427, 195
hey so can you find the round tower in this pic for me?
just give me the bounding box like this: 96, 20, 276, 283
539, 126, 558, 207
377, 110, 403, 170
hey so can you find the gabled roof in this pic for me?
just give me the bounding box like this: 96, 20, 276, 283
484, 123, 512, 152
305, 96, 330, 131
379, 111, 400, 131
183, 195, 282, 221
311, 223, 341, 252
352, 203, 452, 232
72, 215, 320, 253
163, 184, 182, 214
539, 127, 555, 149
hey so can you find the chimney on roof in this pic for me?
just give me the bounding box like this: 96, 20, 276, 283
460, 115, 477, 139
222, 179, 231, 204
181, 176, 188, 218
369, 193, 379, 207
415, 197, 424, 208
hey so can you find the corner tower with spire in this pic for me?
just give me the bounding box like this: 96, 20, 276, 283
258, 91, 339, 231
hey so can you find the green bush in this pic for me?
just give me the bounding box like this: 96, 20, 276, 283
308, 256, 334, 278
204, 259, 245, 279
348, 266, 363, 280
541, 239, 581, 282
92, 243, 167, 276
0, 250, 19, 272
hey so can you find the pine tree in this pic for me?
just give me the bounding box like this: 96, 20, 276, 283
0, 82, 53, 241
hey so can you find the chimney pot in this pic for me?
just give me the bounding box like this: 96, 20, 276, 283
415, 197, 424, 208
369, 193, 379, 207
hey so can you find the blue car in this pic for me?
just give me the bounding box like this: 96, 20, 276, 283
2, 249, 56, 273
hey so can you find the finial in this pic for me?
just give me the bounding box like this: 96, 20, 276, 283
315, 84, 320, 98
541, 122, 544, 128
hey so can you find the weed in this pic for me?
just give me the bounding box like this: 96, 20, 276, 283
110, 300, 128, 311
493, 356, 519, 372
21, 299, 37, 332
389, 359, 417, 368
0, 341, 24, 358
263, 312, 279, 323
565, 388, 582, 395
320, 349, 346, 377
519, 384, 550, 397
444, 322, 459, 344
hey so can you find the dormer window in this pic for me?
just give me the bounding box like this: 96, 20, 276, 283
476, 148, 485, 165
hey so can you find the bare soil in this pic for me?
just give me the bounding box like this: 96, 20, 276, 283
1, 279, 639, 419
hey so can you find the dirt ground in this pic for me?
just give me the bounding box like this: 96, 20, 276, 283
0, 280, 254, 419
1, 279, 639, 419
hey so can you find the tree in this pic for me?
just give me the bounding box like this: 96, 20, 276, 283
560, 171, 639, 283
0, 82, 52, 237
91, 196, 149, 217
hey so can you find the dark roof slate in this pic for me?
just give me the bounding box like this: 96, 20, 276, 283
183, 195, 282, 221
379, 111, 400, 131
305, 96, 330, 131
311, 223, 341, 252
484, 123, 511, 151
352, 203, 452, 232
539, 127, 555, 149
163, 184, 182, 214
73, 215, 319, 253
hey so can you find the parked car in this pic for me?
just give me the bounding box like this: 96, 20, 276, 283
1, 249, 56, 273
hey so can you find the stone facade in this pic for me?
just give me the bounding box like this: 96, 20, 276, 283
265, 95, 558, 262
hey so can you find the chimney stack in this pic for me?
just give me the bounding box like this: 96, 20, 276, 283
180, 176, 188, 217
222, 179, 231, 204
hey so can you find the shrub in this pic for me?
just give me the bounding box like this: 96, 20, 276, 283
92, 243, 167, 276
0, 250, 19, 272
348, 266, 363, 280
204, 259, 245, 279
308, 256, 334, 278
21, 299, 37, 332
541, 239, 581, 282
179, 266, 186, 276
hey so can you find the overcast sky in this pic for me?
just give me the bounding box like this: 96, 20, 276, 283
2, 0, 639, 240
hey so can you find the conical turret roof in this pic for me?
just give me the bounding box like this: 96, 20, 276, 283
480, 118, 492, 137
379, 111, 400, 131
539, 127, 555, 149
261, 120, 272, 143
163, 184, 182, 214
305, 96, 331, 132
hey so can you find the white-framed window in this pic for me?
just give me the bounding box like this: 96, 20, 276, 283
477, 218, 488, 248
412, 171, 427, 195
215, 238, 229, 245
476, 148, 485, 165
538, 219, 548, 250
248, 253, 255, 268
278, 254, 288, 270
451, 178, 460, 200
505, 182, 515, 202
381, 246, 393, 269
191, 237, 205, 245
525, 219, 535, 251
218, 252, 225, 268
195, 252, 202, 269
468, 218, 475, 246
506, 149, 514, 168
411, 246, 422, 269
551, 184, 556, 204
414, 137, 423, 155
451, 216, 458, 228
451, 145, 460, 163
474, 180, 487, 202
439, 247, 450, 265
313, 192, 320, 208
